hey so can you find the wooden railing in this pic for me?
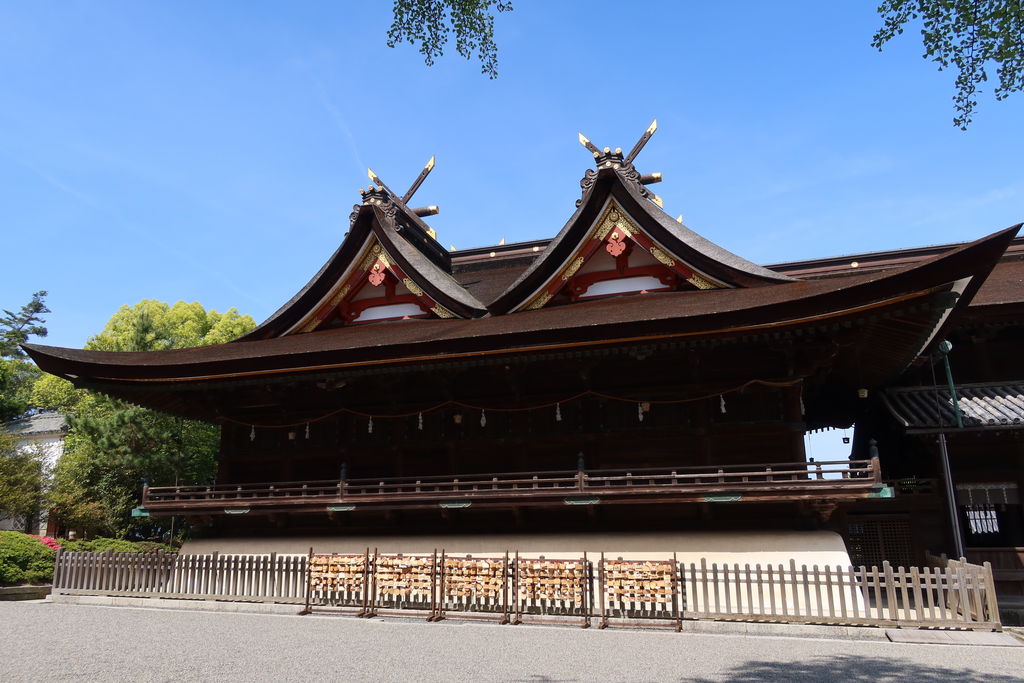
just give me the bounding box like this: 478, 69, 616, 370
51, 548, 1001, 630
142, 459, 884, 514
884, 478, 939, 497
966, 548, 1024, 596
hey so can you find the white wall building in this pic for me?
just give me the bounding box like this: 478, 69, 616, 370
1, 411, 67, 534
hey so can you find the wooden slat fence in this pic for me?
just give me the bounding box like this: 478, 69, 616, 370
52, 548, 307, 603
680, 558, 1000, 630
52, 548, 1001, 630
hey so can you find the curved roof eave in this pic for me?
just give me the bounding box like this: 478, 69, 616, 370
236, 196, 487, 340
21, 220, 1019, 385
371, 205, 488, 318
236, 206, 376, 341
485, 165, 794, 315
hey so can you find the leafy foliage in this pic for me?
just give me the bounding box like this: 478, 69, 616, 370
387, 0, 513, 78
0, 359, 40, 421
29, 373, 82, 414
0, 291, 48, 420
49, 300, 255, 539
874, 1, 1024, 129
0, 291, 49, 359
57, 536, 176, 553
86, 300, 255, 352
0, 530, 56, 585
0, 434, 48, 532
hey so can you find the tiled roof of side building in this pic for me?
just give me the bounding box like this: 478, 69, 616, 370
4, 411, 67, 437
883, 382, 1024, 433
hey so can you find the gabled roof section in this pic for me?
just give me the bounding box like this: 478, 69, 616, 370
239, 165, 487, 341
487, 126, 793, 315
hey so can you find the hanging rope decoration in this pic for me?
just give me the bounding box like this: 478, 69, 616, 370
250, 425, 256, 441
555, 402, 562, 422
417, 412, 423, 431
305, 423, 310, 440
637, 402, 644, 423
219, 377, 806, 430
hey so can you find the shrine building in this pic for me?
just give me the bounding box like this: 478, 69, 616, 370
24, 125, 1024, 574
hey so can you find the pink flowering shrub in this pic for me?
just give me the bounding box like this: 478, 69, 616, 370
26, 535, 62, 551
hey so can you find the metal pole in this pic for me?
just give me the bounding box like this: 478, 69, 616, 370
942, 354, 964, 429
933, 341, 965, 558
937, 432, 965, 559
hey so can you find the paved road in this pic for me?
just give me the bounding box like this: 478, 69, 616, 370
2, 602, 1023, 682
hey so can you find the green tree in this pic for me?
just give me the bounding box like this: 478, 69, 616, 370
0, 360, 40, 422
874, 1, 1024, 129
49, 301, 255, 539
0, 291, 49, 421
387, 0, 513, 78
0, 433, 48, 534
0, 291, 49, 358
29, 373, 82, 414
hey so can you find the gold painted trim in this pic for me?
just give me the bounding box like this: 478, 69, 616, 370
403, 278, 424, 296
561, 256, 585, 281
649, 246, 676, 267
524, 291, 554, 310
592, 203, 634, 241
430, 305, 455, 319
687, 274, 717, 290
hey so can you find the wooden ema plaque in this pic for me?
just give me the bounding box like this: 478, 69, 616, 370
511, 553, 591, 628
597, 554, 681, 631
301, 549, 371, 616
366, 550, 438, 619
435, 551, 510, 623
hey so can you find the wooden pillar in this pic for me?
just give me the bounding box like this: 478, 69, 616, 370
696, 398, 711, 466
785, 384, 806, 464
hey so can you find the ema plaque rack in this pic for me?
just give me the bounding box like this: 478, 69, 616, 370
365, 550, 438, 620
597, 553, 682, 631
510, 552, 592, 628
300, 548, 372, 616
434, 551, 511, 623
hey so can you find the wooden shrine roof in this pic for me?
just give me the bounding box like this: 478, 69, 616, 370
24, 224, 1018, 392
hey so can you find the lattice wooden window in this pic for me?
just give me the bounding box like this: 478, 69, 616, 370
845, 517, 914, 568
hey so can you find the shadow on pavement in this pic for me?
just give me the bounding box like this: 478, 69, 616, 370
687, 653, 1022, 682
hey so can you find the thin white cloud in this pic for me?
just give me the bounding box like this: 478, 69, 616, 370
0, 149, 264, 308
309, 75, 366, 177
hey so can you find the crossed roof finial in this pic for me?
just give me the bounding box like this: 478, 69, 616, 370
578, 119, 658, 164
576, 120, 663, 207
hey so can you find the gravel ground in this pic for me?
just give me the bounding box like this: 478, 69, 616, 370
3, 601, 1024, 682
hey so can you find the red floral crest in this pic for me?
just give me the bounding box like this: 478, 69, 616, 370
605, 228, 627, 257
368, 260, 387, 286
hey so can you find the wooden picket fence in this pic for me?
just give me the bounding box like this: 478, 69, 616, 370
51, 548, 1002, 630
681, 558, 1000, 629
52, 548, 307, 603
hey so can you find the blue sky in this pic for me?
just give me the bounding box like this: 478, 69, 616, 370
1, 1, 1022, 351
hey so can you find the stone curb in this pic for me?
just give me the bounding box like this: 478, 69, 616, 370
47, 594, 889, 640
49, 594, 302, 615
0, 585, 52, 601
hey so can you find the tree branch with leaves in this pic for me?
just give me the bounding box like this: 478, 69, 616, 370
874, 0, 1024, 129
387, 0, 513, 78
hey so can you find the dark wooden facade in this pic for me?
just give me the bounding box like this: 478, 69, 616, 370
772, 239, 1024, 591
23, 133, 1022, 555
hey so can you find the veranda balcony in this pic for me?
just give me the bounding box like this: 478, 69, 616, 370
140, 458, 888, 516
